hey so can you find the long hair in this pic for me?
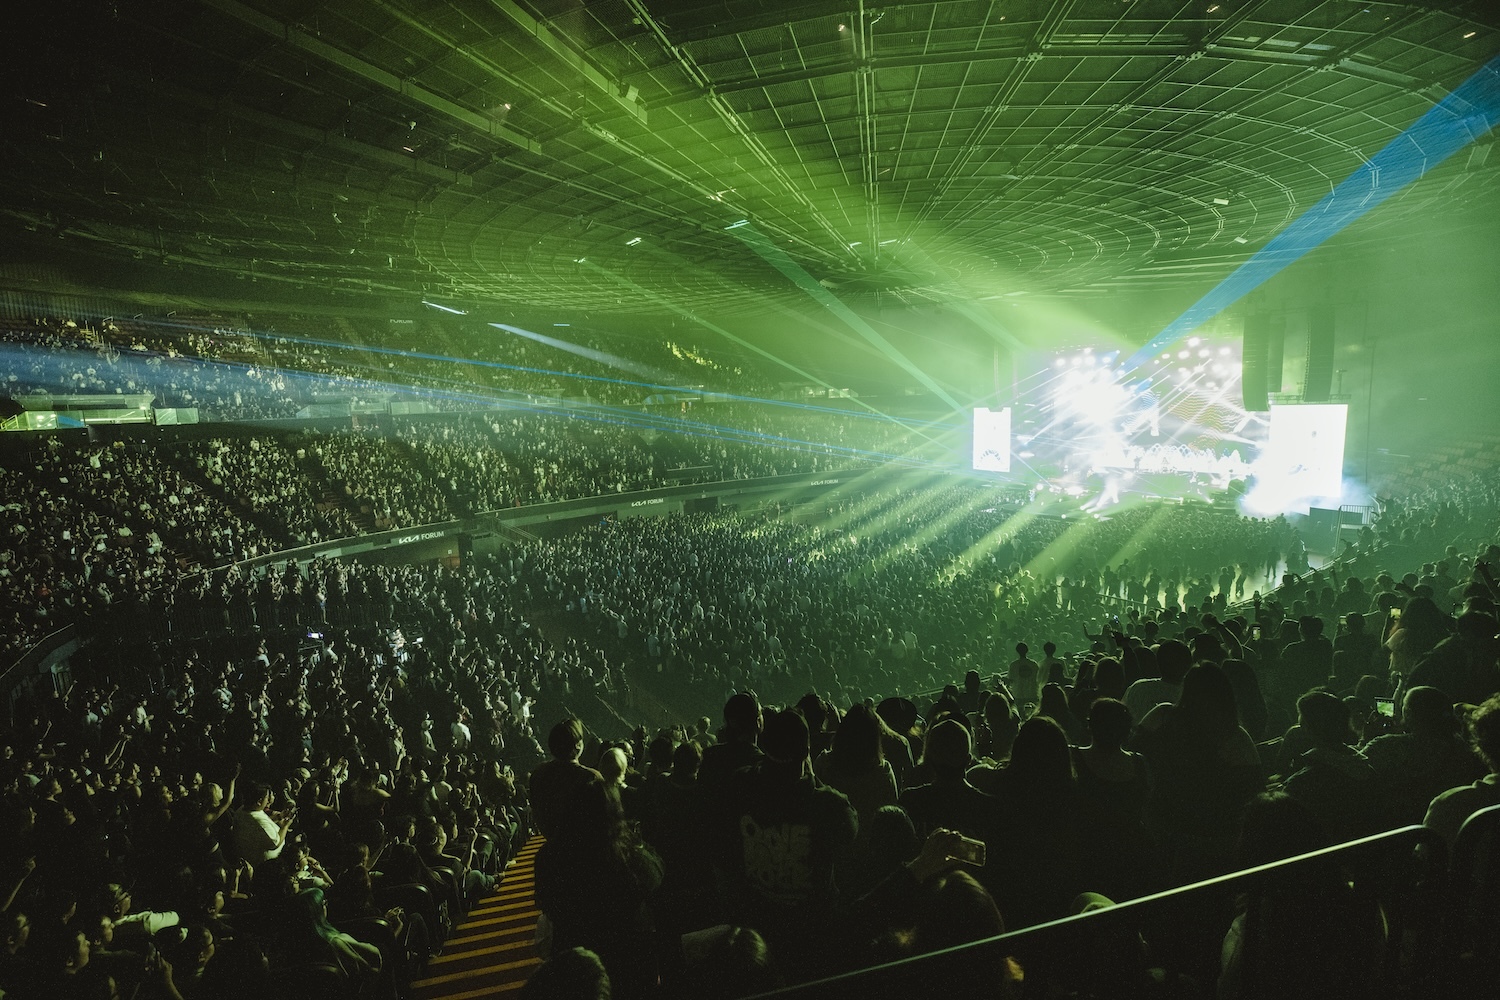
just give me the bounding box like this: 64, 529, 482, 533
1037, 684, 1075, 731
1174, 663, 1241, 741
1087, 698, 1133, 752
1007, 716, 1075, 788
829, 703, 884, 772
1394, 596, 1453, 656
292, 887, 343, 945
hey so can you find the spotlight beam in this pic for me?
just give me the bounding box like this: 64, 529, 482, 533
943, 499, 1049, 581
488, 322, 680, 384
575, 259, 924, 433
725, 222, 965, 412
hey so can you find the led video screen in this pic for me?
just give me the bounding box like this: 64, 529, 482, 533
971, 406, 1012, 472
1262, 403, 1348, 501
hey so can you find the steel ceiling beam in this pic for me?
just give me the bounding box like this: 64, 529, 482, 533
198, 0, 542, 153
484, 0, 647, 124
908, 0, 1076, 229
853, 1, 882, 261
620, 0, 855, 261
348, 0, 840, 267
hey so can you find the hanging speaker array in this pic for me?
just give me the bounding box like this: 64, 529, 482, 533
1304, 306, 1336, 402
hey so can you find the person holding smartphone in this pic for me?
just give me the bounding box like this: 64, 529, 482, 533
1332, 612, 1380, 684
231, 783, 297, 863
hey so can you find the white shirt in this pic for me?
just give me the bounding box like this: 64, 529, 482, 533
232, 808, 285, 862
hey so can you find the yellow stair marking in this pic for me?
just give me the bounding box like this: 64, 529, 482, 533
441, 923, 537, 949
413, 955, 542, 988
429, 938, 534, 965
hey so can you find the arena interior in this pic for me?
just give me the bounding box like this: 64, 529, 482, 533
2, 2, 1500, 998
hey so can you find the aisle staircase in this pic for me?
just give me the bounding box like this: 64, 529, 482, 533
411, 837, 544, 999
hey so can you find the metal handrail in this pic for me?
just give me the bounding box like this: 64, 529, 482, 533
751, 823, 1445, 999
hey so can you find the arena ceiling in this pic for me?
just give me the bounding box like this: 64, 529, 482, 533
3, 0, 1498, 321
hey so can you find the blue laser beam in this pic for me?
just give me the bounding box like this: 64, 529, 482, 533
1124, 52, 1500, 372
0, 340, 952, 464
82, 313, 931, 427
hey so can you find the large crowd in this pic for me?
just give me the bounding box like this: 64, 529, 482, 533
0, 403, 936, 660
4, 311, 1500, 998
0, 453, 1496, 997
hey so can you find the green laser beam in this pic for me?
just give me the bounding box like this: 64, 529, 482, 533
727, 223, 964, 412
576, 259, 915, 431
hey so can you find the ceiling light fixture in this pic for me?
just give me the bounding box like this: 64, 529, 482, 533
1213, 197, 1230, 205
626, 236, 642, 246
724, 220, 749, 229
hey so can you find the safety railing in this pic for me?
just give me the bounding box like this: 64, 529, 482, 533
751, 824, 1450, 999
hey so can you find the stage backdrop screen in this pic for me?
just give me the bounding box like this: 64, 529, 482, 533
1263, 403, 1348, 500
972, 407, 1012, 472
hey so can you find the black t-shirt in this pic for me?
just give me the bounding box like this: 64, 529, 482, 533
719, 763, 857, 924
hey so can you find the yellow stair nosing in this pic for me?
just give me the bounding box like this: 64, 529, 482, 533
412, 954, 542, 988
440, 924, 537, 949
428, 937, 534, 965
474, 899, 540, 917
477, 888, 535, 902
419, 977, 531, 1000
453, 907, 539, 926
459, 910, 541, 931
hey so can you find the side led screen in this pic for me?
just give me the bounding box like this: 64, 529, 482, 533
972, 406, 1012, 472
1263, 403, 1348, 500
